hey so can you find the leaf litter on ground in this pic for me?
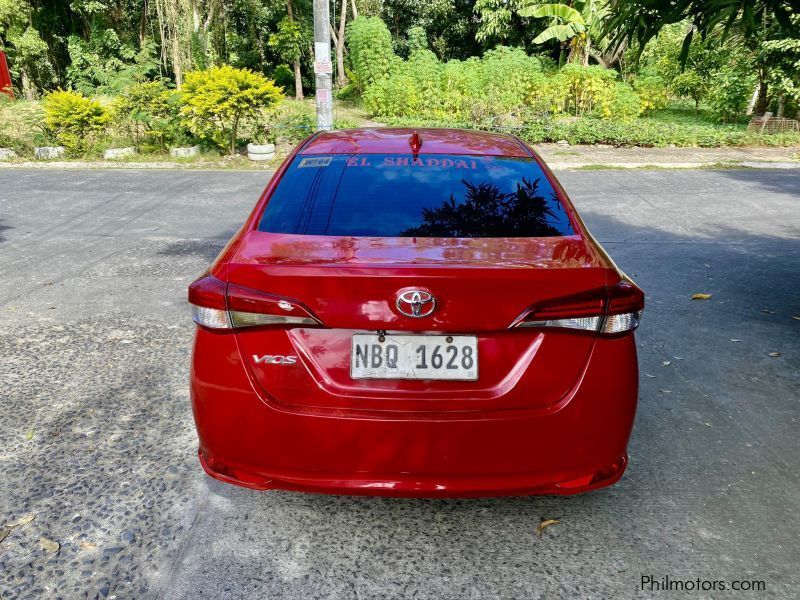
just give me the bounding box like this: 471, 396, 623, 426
537, 518, 561, 538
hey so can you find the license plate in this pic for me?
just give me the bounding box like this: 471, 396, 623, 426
350, 334, 478, 380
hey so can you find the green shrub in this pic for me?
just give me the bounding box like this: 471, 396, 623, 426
552, 65, 617, 118
346, 17, 397, 93
709, 67, 757, 124
180, 65, 284, 154
268, 99, 316, 144
364, 45, 544, 124
272, 65, 296, 93
380, 113, 800, 148
608, 83, 644, 121
632, 75, 669, 113
42, 89, 110, 151
671, 71, 705, 109
113, 81, 189, 150
406, 26, 428, 55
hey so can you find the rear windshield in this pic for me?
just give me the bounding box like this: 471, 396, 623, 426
258, 153, 574, 238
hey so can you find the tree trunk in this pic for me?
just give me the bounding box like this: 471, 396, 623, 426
754, 78, 768, 116
350, 0, 357, 18
139, 0, 149, 44
333, 0, 348, 87
746, 83, 759, 115
172, 35, 183, 87
777, 93, 786, 118
287, 0, 303, 100
293, 60, 303, 100
231, 114, 239, 155
21, 68, 35, 101
588, 48, 610, 68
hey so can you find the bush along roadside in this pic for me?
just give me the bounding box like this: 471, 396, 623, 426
379, 114, 800, 148
0, 67, 328, 162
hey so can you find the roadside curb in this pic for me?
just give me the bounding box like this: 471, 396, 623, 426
547, 160, 800, 171
0, 160, 277, 171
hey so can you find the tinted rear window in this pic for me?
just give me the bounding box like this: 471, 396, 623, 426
258, 153, 574, 238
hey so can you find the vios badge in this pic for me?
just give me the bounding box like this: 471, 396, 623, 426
253, 355, 298, 365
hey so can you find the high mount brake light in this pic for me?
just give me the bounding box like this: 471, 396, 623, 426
188, 276, 321, 330
409, 130, 422, 156
514, 281, 644, 336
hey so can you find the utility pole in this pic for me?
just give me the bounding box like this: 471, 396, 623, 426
313, 0, 334, 130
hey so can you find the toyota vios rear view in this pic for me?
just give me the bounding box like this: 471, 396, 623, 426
188, 128, 644, 497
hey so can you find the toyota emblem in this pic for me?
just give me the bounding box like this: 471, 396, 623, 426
396, 289, 436, 318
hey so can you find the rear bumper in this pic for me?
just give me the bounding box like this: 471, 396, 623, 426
190, 329, 638, 498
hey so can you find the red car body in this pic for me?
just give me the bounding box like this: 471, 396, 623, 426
189, 128, 643, 497
0, 51, 13, 98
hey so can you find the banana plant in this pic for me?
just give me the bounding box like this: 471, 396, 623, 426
519, 1, 607, 66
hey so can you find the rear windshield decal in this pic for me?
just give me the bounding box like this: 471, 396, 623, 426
344, 156, 479, 169
298, 156, 332, 168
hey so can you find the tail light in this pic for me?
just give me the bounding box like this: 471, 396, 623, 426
188, 275, 321, 330
514, 280, 643, 336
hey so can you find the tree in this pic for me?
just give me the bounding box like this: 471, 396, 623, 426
760, 36, 800, 116
636, 22, 736, 110
0, 0, 56, 98
475, 0, 534, 46
268, 2, 310, 99
330, 0, 348, 87
605, 0, 800, 115
180, 65, 283, 154
478, 0, 613, 66
520, 3, 591, 64
401, 178, 562, 238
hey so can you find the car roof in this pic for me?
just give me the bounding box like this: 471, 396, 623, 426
300, 128, 532, 157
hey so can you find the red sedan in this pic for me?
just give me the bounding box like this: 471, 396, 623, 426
188, 128, 644, 497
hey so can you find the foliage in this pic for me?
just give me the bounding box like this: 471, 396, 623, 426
180, 66, 284, 154
478, 0, 607, 65
268, 16, 311, 67
382, 107, 800, 147
475, 0, 531, 44
0, 94, 41, 152
632, 75, 668, 112
361, 33, 645, 124
401, 177, 562, 238
113, 80, 189, 149
267, 99, 315, 143
760, 36, 800, 106
346, 16, 397, 93
605, 0, 798, 64
67, 33, 159, 95
670, 70, 705, 109
551, 64, 640, 119
272, 64, 295, 91
364, 46, 546, 123
520, 3, 586, 45
42, 89, 110, 151
9, 27, 55, 91
406, 25, 428, 54
708, 66, 757, 123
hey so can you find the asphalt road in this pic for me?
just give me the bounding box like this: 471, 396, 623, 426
0, 168, 798, 600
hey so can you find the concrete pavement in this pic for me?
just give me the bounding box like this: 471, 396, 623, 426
0, 168, 797, 599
